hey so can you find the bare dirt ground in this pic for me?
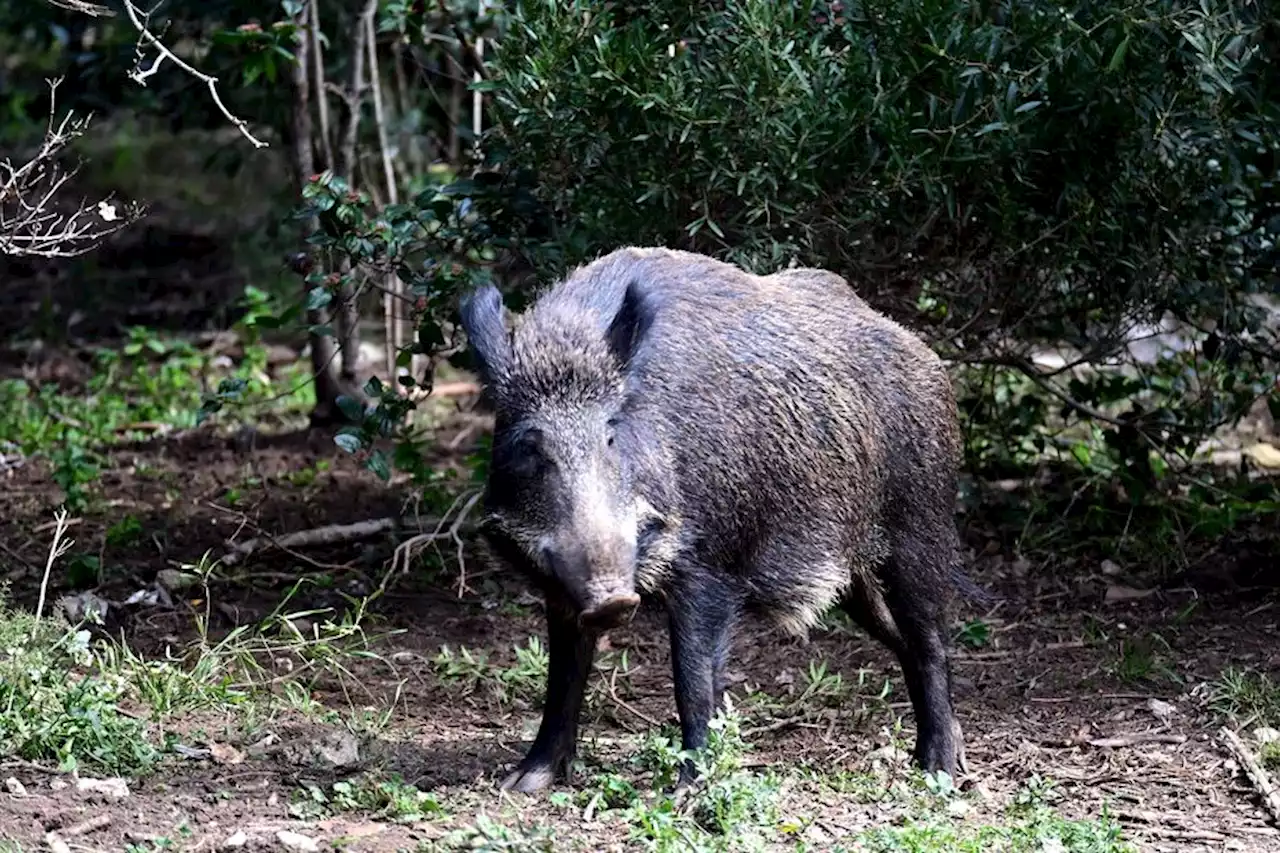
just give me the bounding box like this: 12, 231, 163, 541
1, 413, 1278, 852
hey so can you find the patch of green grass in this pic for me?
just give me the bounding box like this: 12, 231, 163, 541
572, 702, 782, 851
847, 808, 1133, 852
1211, 667, 1280, 727
0, 552, 405, 777
1107, 632, 1181, 686
0, 323, 313, 511
433, 636, 549, 706
291, 775, 446, 823
1260, 740, 1280, 771
430, 815, 557, 852
0, 588, 160, 775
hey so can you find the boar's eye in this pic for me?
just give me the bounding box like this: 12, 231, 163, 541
499, 426, 548, 477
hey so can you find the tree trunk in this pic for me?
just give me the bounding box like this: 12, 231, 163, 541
290, 0, 365, 426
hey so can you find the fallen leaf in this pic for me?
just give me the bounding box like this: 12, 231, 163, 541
1244, 442, 1280, 469
210, 742, 245, 766
75, 777, 129, 800
276, 830, 319, 852
1147, 698, 1175, 722
1104, 584, 1156, 604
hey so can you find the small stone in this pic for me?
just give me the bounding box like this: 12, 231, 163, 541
210, 742, 246, 766
76, 777, 129, 800
1255, 726, 1280, 745
1147, 698, 1175, 722
222, 831, 248, 849
1100, 559, 1122, 576
49, 778, 68, 791
275, 830, 319, 852
4, 777, 26, 795
311, 729, 360, 769
156, 569, 197, 591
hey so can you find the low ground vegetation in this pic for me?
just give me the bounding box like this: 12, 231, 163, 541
0, 328, 1278, 851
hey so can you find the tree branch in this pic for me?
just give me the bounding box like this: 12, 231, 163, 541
0, 79, 144, 258
120, 0, 268, 148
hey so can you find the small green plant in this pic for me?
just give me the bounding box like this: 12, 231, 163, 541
1109, 633, 1180, 685
955, 619, 992, 650
432, 815, 556, 852
292, 775, 445, 823
432, 636, 549, 705
1211, 668, 1280, 727
106, 514, 144, 547
0, 591, 159, 774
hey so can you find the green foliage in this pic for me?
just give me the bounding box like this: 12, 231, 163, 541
291, 775, 445, 823
288, 166, 553, 491
482, 0, 1280, 506
0, 591, 159, 775
432, 636, 549, 706
1212, 667, 1280, 726
0, 325, 311, 511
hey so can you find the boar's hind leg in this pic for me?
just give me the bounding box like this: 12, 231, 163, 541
500, 595, 598, 794
667, 571, 740, 789
845, 546, 961, 780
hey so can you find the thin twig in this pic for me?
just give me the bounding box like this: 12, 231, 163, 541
34, 508, 73, 625
1088, 733, 1187, 748
60, 814, 113, 838
120, 0, 267, 147
1, 79, 143, 257
308, 0, 335, 170
366, 9, 405, 383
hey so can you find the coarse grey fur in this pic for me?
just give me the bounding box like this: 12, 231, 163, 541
461, 246, 969, 792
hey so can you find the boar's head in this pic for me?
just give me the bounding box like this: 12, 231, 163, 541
459, 279, 660, 630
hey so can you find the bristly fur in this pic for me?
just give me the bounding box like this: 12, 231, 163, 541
464, 245, 966, 634
461, 245, 974, 790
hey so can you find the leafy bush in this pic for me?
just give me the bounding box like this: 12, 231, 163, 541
484, 0, 1279, 484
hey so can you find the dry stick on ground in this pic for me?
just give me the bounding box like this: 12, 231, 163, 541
1221, 726, 1280, 826
33, 508, 74, 625
1088, 733, 1188, 748
385, 490, 483, 598
221, 517, 400, 566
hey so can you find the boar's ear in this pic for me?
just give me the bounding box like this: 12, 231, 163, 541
605, 278, 657, 370
459, 283, 513, 385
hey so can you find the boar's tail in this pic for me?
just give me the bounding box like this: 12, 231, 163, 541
949, 562, 1001, 606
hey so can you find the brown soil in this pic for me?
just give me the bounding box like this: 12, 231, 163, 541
0, 411, 1277, 852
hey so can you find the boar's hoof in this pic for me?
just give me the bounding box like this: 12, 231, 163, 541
499, 761, 557, 794
578, 593, 641, 631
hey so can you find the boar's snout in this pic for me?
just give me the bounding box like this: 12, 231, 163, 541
579, 592, 641, 630
541, 542, 639, 631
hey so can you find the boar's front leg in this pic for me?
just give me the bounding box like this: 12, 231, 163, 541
500, 594, 598, 793
667, 571, 740, 789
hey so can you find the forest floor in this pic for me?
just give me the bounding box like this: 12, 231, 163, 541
0, 353, 1278, 852
1, 144, 1279, 849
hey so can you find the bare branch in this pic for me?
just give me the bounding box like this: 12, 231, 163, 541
0, 79, 145, 258
46, 0, 113, 15
119, 0, 268, 148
